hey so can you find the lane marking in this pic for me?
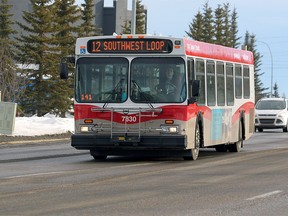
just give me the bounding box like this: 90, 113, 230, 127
4, 171, 66, 180
246, 190, 282, 201
3, 163, 157, 180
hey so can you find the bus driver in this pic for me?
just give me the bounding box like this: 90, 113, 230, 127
159, 67, 177, 95
156, 67, 181, 102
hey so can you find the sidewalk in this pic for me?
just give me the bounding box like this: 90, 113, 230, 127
0, 132, 71, 145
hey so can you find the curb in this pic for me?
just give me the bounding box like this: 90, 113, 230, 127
0, 133, 71, 145
2, 138, 71, 145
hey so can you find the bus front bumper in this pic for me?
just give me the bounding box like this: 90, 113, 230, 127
71, 134, 187, 151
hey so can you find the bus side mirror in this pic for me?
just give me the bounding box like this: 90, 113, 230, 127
188, 80, 200, 104
60, 62, 68, 79
59, 56, 75, 79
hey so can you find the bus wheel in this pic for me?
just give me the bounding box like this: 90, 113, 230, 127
90, 150, 107, 160
229, 123, 243, 152
183, 123, 200, 160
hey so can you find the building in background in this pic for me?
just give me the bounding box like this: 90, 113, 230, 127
93, 0, 147, 35
8, 0, 147, 36
7, 0, 31, 40
94, 0, 128, 35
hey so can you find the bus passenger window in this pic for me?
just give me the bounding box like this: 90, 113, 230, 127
187, 58, 195, 99
195, 59, 205, 105
226, 63, 234, 106
243, 66, 250, 98
187, 58, 195, 80
216, 62, 225, 106
235, 64, 242, 99
207, 60, 216, 106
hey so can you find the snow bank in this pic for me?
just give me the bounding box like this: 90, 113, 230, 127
12, 113, 74, 136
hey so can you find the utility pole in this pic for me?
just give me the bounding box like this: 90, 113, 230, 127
131, 0, 136, 34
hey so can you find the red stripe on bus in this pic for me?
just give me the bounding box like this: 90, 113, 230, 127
74, 101, 254, 124
74, 104, 199, 123
184, 39, 254, 65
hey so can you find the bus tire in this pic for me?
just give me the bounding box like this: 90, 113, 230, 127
183, 123, 200, 160
90, 150, 107, 160
228, 122, 243, 152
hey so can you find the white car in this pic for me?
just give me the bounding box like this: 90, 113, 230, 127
255, 97, 288, 132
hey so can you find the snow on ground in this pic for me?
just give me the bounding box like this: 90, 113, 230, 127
12, 113, 74, 136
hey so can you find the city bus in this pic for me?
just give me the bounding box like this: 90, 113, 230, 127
60, 35, 255, 160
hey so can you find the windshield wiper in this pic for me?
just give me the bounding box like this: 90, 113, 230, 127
103, 78, 125, 108
132, 80, 154, 109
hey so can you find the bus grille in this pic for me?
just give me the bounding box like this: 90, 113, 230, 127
91, 107, 162, 142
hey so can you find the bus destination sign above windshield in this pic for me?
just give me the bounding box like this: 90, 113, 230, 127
87, 38, 173, 54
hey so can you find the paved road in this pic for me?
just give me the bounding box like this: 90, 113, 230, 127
0, 130, 287, 216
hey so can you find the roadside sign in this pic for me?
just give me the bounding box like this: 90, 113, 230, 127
0, 102, 17, 135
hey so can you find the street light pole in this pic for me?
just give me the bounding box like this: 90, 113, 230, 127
258, 41, 273, 97
131, 0, 136, 34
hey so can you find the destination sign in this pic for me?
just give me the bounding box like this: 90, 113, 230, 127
87, 38, 173, 53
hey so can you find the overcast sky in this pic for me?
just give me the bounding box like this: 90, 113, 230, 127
76, 0, 288, 97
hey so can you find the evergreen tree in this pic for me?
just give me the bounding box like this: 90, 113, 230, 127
187, 2, 240, 48
122, 20, 130, 34
54, 0, 80, 57
52, 0, 81, 117
79, 0, 98, 37
229, 7, 241, 48
186, 11, 204, 41
0, 0, 22, 102
221, 3, 230, 46
16, 0, 56, 116
272, 82, 280, 98
135, 0, 146, 34
121, 0, 146, 34
243, 31, 268, 102
214, 4, 225, 45
0, 0, 15, 39
202, 2, 214, 43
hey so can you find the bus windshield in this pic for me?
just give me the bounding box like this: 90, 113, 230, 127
76, 57, 128, 103
76, 57, 186, 103
131, 57, 186, 103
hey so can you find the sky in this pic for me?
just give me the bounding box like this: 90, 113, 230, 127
76, 0, 288, 98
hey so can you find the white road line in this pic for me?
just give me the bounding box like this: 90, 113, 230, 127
4, 171, 66, 179
246, 190, 282, 201
3, 163, 157, 180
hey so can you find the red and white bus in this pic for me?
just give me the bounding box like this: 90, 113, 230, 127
60, 35, 255, 160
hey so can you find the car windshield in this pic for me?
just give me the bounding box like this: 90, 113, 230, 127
256, 100, 286, 110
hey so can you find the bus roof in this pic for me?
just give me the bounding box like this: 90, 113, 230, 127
183, 38, 254, 65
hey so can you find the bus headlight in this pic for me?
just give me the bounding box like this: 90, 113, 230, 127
80, 126, 90, 132
161, 125, 179, 134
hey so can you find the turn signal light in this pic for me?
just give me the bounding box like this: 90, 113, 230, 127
165, 120, 174, 124
84, 119, 93, 124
